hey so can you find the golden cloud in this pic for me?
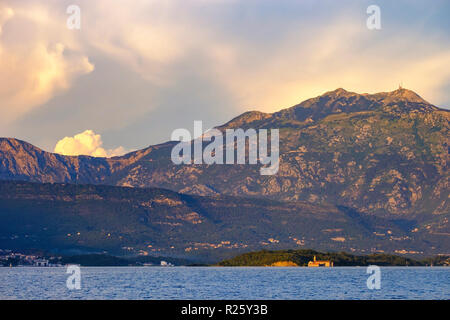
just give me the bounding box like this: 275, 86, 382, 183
0, 4, 94, 125
54, 130, 126, 157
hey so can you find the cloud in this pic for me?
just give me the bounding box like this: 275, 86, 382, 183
54, 130, 127, 157
73, 0, 450, 111
2, 1, 449, 120
198, 15, 450, 111
1, 0, 449, 152
0, 3, 94, 125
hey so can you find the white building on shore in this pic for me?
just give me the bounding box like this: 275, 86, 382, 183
34, 259, 49, 267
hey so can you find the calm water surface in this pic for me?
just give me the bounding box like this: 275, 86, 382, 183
0, 267, 448, 300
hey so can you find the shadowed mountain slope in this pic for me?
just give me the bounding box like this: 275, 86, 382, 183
0, 180, 447, 260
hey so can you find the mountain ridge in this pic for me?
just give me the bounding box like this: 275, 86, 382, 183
0, 88, 448, 218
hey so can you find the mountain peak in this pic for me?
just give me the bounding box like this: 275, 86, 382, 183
273, 87, 439, 123
0, 137, 43, 154
322, 88, 356, 98
318, 87, 429, 104
368, 87, 430, 104
330, 88, 348, 94
389, 87, 428, 102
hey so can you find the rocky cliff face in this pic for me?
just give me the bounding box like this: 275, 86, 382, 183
0, 138, 111, 183
108, 88, 450, 218
1, 88, 448, 218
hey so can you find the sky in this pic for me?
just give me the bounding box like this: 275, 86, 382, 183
0, 0, 449, 155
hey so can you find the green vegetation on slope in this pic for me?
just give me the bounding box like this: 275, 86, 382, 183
217, 249, 450, 266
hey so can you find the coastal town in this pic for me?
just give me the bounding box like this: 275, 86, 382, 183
0, 249, 63, 267
0, 249, 179, 267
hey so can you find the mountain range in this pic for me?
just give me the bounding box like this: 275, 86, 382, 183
0, 88, 448, 259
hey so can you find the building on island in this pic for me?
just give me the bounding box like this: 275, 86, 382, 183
308, 256, 333, 267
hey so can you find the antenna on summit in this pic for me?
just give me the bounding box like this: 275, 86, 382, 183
398, 82, 403, 90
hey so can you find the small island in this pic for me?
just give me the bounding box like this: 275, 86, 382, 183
216, 249, 450, 267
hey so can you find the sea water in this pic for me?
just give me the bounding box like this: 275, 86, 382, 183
0, 266, 448, 300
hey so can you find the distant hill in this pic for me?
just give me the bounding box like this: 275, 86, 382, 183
0, 88, 448, 218
0, 180, 448, 261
